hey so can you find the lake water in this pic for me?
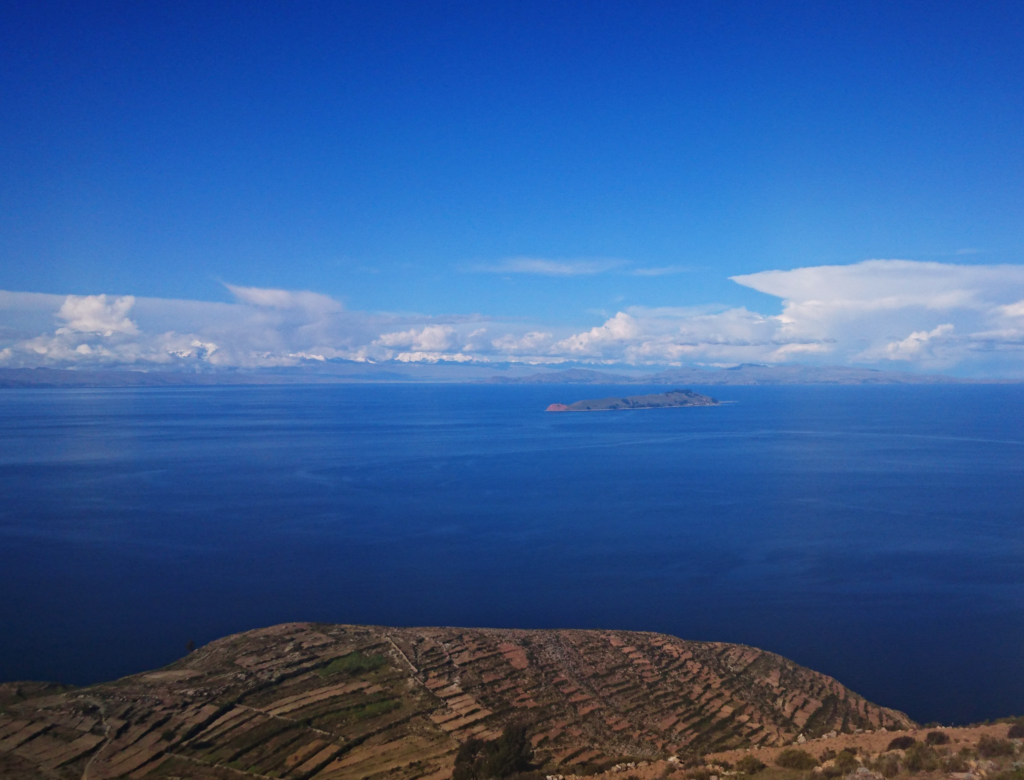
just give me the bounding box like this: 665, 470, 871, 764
1, 383, 1022, 725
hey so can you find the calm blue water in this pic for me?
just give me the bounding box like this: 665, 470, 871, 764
1, 384, 1022, 724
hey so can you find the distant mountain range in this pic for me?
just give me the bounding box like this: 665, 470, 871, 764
488, 364, 1007, 385
0, 363, 1015, 388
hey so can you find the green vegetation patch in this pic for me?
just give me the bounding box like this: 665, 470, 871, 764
735, 755, 767, 775
318, 651, 387, 678
978, 735, 1016, 758
352, 698, 400, 721
452, 725, 534, 780
734, 768, 815, 780
903, 744, 941, 772
802, 695, 840, 737
871, 754, 900, 778
833, 749, 860, 774
943, 753, 970, 772
774, 749, 818, 770
886, 736, 917, 751
314, 697, 402, 730
925, 730, 951, 745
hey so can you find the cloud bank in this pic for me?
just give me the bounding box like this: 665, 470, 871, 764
3, 260, 1024, 376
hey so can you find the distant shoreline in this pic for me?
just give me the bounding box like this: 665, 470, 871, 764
0, 364, 1021, 389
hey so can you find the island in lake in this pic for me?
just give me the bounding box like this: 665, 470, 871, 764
546, 388, 719, 411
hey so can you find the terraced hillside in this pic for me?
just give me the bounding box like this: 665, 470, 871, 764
0, 623, 913, 780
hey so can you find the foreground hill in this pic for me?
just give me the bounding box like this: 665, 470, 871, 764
0, 623, 913, 780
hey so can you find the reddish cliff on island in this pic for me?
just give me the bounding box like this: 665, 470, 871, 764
546, 403, 570, 411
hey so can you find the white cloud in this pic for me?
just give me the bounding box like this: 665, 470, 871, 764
394, 351, 477, 363
491, 331, 553, 353
376, 324, 457, 351
999, 300, 1024, 318
552, 312, 641, 356
168, 339, 219, 360
473, 258, 692, 277
56, 295, 139, 336
631, 266, 691, 276
722, 260, 1024, 371
732, 260, 1024, 315
882, 324, 955, 361
473, 257, 624, 276
225, 284, 343, 314
5, 260, 1024, 375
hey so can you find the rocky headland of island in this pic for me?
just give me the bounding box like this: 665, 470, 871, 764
546, 389, 719, 412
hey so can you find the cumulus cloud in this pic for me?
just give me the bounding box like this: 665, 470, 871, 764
393, 351, 476, 363
729, 260, 1024, 369
552, 312, 641, 356
57, 295, 139, 336
376, 325, 457, 351
491, 331, 554, 353
168, 339, 219, 360
0, 285, 366, 369
4, 260, 1024, 375
883, 324, 955, 361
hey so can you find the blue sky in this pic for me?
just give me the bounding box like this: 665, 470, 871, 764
2, 1, 1024, 373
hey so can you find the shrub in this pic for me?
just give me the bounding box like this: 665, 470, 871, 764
452, 725, 535, 780
1008, 723, 1024, 739
903, 744, 941, 772
925, 731, 951, 746
819, 749, 837, 762
887, 736, 917, 751
834, 750, 860, 774
872, 754, 900, 779
978, 735, 1016, 758
735, 756, 767, 775
686, 769, 713, 780
775, 749, 819, 770
944, 754, 970, 772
